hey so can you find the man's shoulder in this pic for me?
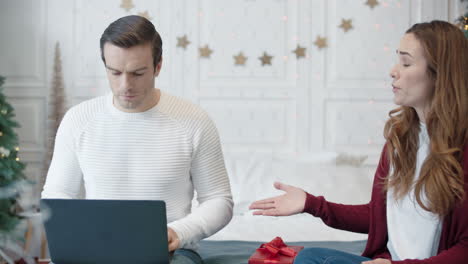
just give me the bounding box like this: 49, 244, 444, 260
69, 94, 108, 112
63, 95, 109, 126
67, 94, 107, 114
159, 92, 211, 123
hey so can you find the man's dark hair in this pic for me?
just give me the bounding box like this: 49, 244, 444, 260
100, 15, 163, 69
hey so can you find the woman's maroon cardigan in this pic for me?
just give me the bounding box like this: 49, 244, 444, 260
304, 145, 468, 264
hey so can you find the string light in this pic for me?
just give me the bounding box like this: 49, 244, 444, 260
0, 131, 3, 136
16, 157, 20, 162
15, 147, 19, 151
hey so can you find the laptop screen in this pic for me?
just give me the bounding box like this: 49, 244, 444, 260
41, 199, 169, 264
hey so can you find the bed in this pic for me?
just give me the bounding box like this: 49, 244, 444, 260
194, 152, 373, 263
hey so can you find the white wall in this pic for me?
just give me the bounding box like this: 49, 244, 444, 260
0, 0, 464, 200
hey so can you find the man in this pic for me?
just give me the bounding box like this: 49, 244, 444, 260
42, 15, 233, 264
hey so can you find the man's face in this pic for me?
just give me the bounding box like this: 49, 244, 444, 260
103, 42, 162, 112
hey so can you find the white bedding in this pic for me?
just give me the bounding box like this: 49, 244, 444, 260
203, 151, 376, 242
207, 213, 368, 242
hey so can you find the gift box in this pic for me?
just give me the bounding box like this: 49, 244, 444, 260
13, 258, 50, 264
248, 237, 304, 264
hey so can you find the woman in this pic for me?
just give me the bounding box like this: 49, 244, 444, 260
249, 20, 468, 264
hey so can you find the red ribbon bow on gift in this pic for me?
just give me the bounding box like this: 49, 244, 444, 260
260, 237, 298, 257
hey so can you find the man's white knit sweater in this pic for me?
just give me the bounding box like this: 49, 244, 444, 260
42, 91, 233, 249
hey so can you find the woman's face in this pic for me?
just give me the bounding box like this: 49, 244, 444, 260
389, 33, 434, 113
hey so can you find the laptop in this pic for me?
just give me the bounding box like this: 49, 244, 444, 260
41, 199, 169, 264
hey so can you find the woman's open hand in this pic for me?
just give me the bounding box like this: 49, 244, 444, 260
249, 182, 306, 216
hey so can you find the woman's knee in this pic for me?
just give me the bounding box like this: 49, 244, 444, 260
294, 247, 335, 264
294, 247, 369, 264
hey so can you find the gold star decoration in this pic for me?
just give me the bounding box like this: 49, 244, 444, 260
234, 52, 248, 66
339, 19, 353, 32
292, 45, 306, 59
259, 52, 273, 66
365, 0, 379, 9
314, 36, 328, 49
199, 45, 213, 58
120, 0, 134, 12
138, 11, 152, 20
176, 35, 191, 49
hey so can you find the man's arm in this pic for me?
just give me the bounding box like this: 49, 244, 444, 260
168, 115, 233, 249
41, 110, 83, 199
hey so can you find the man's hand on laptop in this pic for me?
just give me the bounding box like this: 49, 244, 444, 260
168, 227, 180, 252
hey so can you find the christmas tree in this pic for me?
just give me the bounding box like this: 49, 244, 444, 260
0, 75, 27, 257
458, 0, 468, 38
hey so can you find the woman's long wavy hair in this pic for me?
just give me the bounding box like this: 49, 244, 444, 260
383, 20, 468, 217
